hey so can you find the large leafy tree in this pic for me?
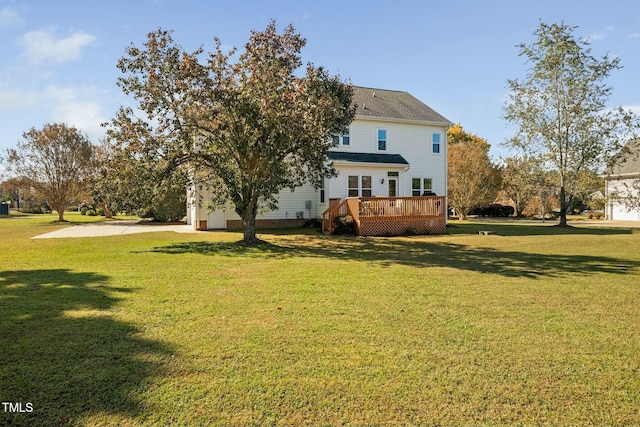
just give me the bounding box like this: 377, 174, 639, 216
3, 123, 93, 221
503, 22, 638, 226
109, 22, 355, 244
447, 124, 502, 220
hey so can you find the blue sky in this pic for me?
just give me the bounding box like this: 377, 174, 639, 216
1, 0, 639, 168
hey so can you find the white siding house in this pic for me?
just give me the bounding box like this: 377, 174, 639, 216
604, 140, 640, 221
187, 86, 452, 230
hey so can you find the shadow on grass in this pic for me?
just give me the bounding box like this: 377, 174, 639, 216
445, 221, 637, 236
0, 269, 172, 426
147, 231, 640, 280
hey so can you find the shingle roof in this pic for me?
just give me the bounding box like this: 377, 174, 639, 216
352, 86, 452, 125
327, 151, 409, 165
606, 139, 640, 177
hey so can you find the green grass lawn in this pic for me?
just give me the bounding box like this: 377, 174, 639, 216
1, 214, 639, 426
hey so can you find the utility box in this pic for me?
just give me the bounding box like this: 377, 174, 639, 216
0, 203, 9, 215
305, 200, 312, 209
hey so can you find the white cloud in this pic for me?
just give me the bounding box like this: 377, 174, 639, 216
627, 32, 640, 39
584, 26, 615, 43
44, 85, 107, 141
18, 27, 96, 65
0, 84, 108, 142
0, 90, 37, 111
52, 100, 106, 141
0, 7, 23, 28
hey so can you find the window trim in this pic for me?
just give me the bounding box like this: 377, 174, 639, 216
361, 175, 372, 197
342, 127, 350, 146
432, 132, 441, 154
348, 175, 359, 197
319, 178, 326, 204
412, 176, 434, 196
332, 127, 351, 146
348, 174, 373, 197
377, 129, 387, 151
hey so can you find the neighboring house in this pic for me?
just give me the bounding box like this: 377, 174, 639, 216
603, 139, 640, 221
187, 86, 452, 231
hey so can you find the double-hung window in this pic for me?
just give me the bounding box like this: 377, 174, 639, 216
348, 175, 372, 197
361, 176, 372, 197
412, 177, 433, 196
432, 133, 441, 154
348, 175, 359, 197
332, 127, 350, 146
319, 178, 325, 204
342, 127, 350, 145
377, 129, 387, 151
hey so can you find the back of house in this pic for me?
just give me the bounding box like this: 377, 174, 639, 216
187, 86, 452, 231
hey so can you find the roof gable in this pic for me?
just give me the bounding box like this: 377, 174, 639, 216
352, 86, 451, 125
607, 139, 640, 176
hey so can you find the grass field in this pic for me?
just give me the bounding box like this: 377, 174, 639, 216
1, 213, 639, 426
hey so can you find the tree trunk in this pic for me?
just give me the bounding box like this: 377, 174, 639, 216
103, 204, 113, 219
558, 185, 568, 226
238, 197, 260, 245
242, 213, 258, 244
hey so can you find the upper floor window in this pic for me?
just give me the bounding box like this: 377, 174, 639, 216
378, 129, 387, 151
332, 127, 350, 146
342, 127, 350, 145
432, 133, 441, 154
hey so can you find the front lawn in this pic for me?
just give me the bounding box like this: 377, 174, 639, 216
1, 216, 639, 426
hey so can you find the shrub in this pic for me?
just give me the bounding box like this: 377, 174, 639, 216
95, 208, 105, 216
141, 184, 187, 223
333, 214, 356, 235
86, 209, 96, 216
80, 206, 88, 216
404, 226, 417, 236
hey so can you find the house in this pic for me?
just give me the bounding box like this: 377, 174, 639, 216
187, 86, 452, 234
603, 139, 640, 221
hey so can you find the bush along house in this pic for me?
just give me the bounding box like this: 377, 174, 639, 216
187, 86, 452, 236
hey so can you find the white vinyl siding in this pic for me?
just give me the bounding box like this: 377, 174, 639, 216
607, 178, 640, 221
346, 119, 447, 196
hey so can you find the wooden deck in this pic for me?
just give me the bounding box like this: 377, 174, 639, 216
322, 196, 447, 236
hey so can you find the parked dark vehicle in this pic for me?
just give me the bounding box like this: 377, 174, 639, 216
470, 203, 515, 217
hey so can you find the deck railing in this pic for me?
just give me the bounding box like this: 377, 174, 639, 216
321, 198, 350, 234
358, 196, 445, 218
322, 196, 447, 236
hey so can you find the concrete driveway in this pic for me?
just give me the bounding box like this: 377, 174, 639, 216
32, 220, 200, 239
